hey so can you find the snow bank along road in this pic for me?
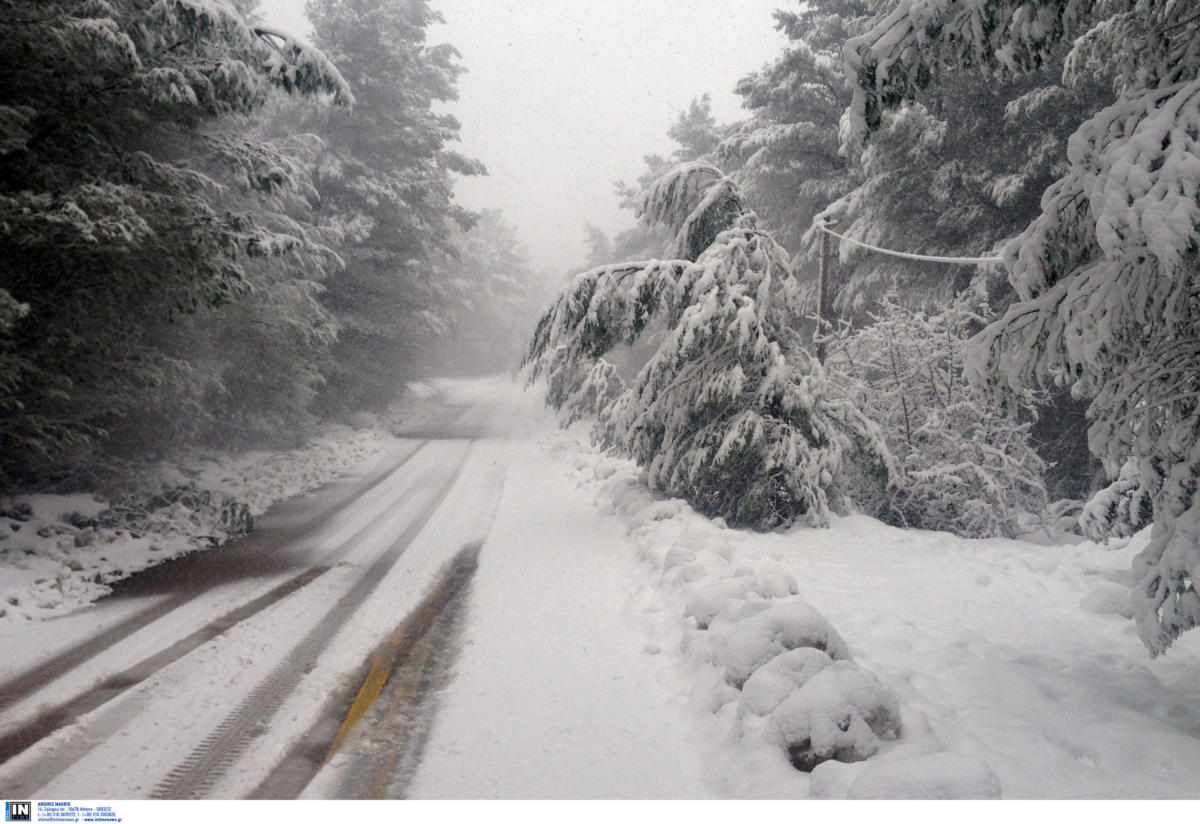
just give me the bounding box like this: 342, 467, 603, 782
0, 378, 709, 798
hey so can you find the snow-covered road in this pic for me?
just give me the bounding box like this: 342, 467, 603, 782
0, 378, 711, 799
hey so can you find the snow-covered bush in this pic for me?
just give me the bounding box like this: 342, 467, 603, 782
1078, 458, 1154, 543
716, 599, 853, 687
740, 647, 836, 716
828, 295, 1047, 538
703, 594, 900, 771
839, 0, 1200, 653
526, 163, 889, 530
769, 661, 902, 772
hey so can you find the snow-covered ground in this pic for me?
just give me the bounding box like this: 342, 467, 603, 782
402, 392, 714, 798
501, 404, 1200, 799
402, 378, 1200, 799
3, 376, 1200, 800
0, 384, 444, 626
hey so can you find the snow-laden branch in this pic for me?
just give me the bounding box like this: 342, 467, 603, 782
527, 164, 892, 530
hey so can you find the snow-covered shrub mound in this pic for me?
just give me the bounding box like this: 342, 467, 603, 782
1078, 458, 1153, 542
768, 661, 901, 772
683, 572, 798, 630
846, 752, 1001, 799
740, 647, 835, 716
714, 597, 852, 687
672, 533, 900, 773
587, 449, 902, 776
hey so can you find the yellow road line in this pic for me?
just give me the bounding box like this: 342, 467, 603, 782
324, 616, 412, 761
323, 543, 480, 785
369, 638, 436, 799
324, 585, 445, 762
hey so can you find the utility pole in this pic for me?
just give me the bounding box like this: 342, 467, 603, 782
816, 219, 835, 366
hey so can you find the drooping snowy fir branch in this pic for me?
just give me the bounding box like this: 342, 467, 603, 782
527, 163, 891, 530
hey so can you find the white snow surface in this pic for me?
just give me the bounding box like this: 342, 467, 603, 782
465, 390, 1200, 799
0, 385, 443, 627
403, 404, 712, 798
3, 376, 1200, 800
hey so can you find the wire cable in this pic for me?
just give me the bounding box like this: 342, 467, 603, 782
818, 224, 1003, 265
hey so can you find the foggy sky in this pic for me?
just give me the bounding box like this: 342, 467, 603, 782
256, 0, 787, 274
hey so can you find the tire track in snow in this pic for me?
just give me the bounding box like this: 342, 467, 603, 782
253, 431, 511, 799
250, 542, 481, 799
0, 566, 328, 767
0, 436, 454, 791
349, 546, 478, 800
0, 437, 434, 716
150, 442, 475, 800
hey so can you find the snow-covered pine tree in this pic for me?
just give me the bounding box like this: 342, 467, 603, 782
721, 0, 1100, 501
1078, 457, 1154, 543
841, 0, 1200, 654
724, 0, 1104, 317
301, 0, 486, 416
829, 295, 1047, 537
526, 162, 889, 530
811, 62, 1105, 315
606, 96, 729, 266
419, 209, 552, 377
718, 1, 875, 255
0, 0, 351, 489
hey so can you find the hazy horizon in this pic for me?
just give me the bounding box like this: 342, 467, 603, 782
256, 0, 787, 274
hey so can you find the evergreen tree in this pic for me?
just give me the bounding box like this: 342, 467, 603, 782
0, 0, 350, 489
1078, 457, 1153, 543
420, 209, 550, 376
718, 1, 875, 255
527, 163, 889, 530
721, 0, 1100, 502
666, 95, 724, 162
842, 0, 1200, 654
302, 0, 484, 416
814, 63, 1103, 314
607, 97, 727, 266
723, 0, 1102, 316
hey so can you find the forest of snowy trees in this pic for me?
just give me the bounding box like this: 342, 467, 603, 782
0, 0, 542, 493
528, 0, 1200, 656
